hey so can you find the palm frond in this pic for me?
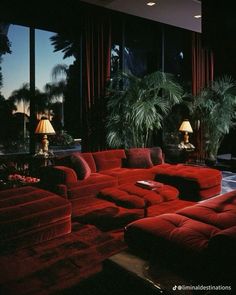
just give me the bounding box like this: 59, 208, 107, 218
106, 70, 184, 148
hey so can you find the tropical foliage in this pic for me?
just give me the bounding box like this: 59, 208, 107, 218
106, 70, 183, 148
0, 24, 11, 95
191, 75, 236, 160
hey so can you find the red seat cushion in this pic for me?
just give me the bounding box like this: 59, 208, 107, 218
99, 183, 179, 208
72, 197, 144, 231
100, 168, 154, 185
147, 199, 195, 217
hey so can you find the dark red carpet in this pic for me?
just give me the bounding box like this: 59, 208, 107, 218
0, 223, 126, 295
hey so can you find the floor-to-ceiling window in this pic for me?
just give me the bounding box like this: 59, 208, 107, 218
35, 29, 76, 151
0, 23, 77, 155
0, 24, 29, 154
123, 16, 162, 77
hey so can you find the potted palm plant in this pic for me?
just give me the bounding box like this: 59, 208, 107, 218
106, 71, 183, 148
192, 75, 236, 163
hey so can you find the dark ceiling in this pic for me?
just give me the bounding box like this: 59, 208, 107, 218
0, 0, 81, 33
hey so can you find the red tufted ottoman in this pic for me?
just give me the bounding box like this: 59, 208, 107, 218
99, 183, 179, 216
152, 164, 222, 200
124, 190, 236, 277
0, 186, 72, 252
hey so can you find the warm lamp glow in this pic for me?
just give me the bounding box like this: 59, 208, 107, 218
35, 117, 55, 153
179, 119, 193, 144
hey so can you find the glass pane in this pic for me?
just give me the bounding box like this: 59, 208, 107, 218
0, 24, 29, 155
124, 17, 162, 77
164, 26, 192, 89
35, 29, 77, 152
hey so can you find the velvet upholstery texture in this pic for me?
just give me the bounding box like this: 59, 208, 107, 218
99, 183, 179, 208
93, 149, 126, 171
152, 163, 222, 200
0, 223, 126, 294
71, 197, 144, 230
124, 189, 236, 277
79, 152, 97, 172
56, 154, 91, 180
177, 190, 236, 229
0, 186, 71, 251
149, 147, 164, 165
100, 167, 154, 185
125, 148, 153, 168
67, 173, 118, 200
39, 148, 222, 220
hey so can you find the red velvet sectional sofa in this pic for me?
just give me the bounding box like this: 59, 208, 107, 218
40, 148, 222, 224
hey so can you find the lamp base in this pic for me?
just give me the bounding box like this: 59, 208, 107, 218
42, 135, 49, 153
183, 132, 189, 144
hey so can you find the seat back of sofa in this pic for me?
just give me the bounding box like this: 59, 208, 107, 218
80, 147, 164, 172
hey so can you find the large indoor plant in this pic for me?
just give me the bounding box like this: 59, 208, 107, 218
192, 75, 236, 162
106, 71, 183, 148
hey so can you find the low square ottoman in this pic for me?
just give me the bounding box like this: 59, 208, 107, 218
0, 186, 72, 252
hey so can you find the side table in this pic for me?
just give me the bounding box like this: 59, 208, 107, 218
29, 153, 56, 177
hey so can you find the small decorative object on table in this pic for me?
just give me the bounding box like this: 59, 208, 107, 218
136, 180, 163, 190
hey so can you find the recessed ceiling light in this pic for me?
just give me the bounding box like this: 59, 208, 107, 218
147, 2, 156, 6
194, 15, 201, 19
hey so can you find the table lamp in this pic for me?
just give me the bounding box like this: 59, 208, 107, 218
179, 119, 193, 144
35, 117, 55, 153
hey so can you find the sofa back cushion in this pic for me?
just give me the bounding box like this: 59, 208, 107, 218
56, 154, 91, 180
79, 152, 97, 173
93, 149, 126, 171
125, 148, 153, 168
149, 147, 164, 165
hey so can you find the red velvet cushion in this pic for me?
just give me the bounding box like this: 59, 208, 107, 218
149, 147, 163, 165
99, 187, 146, 209
93, 149, 126, 171
57, 154, 91, 180
80, 152, 97, 173
177, 190, 236, 229
126, 148, 153, 168
95, 158, 121, 171
71, 155, 91, 180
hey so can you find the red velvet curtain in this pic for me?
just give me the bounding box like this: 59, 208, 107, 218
192, 32, 214, 95
81, 8, 111, 152
192, 32, 214, 161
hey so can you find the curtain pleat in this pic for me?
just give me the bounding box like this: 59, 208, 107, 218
192, 32, 214, 161
81, 9, 111, 152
